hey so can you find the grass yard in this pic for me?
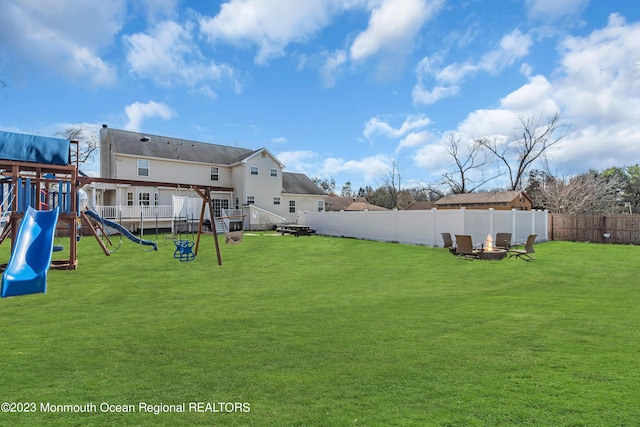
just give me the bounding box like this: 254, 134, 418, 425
1, 232, 639, 426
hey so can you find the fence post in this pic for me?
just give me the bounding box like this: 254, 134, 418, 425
432, 208, 438, 247
489, 208, 494, 238
545, 210, 550, 241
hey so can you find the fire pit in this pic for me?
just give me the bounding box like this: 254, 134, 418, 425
479, 248, 507, 261
478, 233, 507, 260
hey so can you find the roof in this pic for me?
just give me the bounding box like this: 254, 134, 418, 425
282, 172, 325, 195
105, 127, 253, 165
434, 191, 531, 206
404, 200, 436, 210
325, 196, 368, 211
345, 201, 388, 211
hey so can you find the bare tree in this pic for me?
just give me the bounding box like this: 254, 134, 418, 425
56, 125, 99, 166
534, 170, 620, 214
441, 131, 496, 193
377, 159, 402, 208
341, 181, 355, 198
312, 176, 336, 195
476, 113, 567, 191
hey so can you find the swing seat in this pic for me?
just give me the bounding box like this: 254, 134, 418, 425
53, 245, 64, 252
173, 239, 195, 262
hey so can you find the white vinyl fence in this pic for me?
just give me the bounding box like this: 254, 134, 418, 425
299, 208, 548, 247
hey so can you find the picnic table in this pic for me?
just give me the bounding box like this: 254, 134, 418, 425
276, 225, 316, 236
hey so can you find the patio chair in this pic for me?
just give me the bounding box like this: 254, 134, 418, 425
454, 234, 481, 260
495, 232, 512, 249
508, 234, 537, 261
441, 232, 457, 254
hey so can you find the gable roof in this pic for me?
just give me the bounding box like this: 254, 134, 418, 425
325, 196, 368, 211
404, 200, 436, 210
236, 148, 285, 168
345, 201, 388, 211
434, 191, 531, 206
282, 172, 325, 195
105, 127, 253, 165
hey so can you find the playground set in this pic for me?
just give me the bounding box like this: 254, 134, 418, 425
0, 130, 241, 298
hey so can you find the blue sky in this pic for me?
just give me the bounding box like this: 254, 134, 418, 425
1, 0, 640, 193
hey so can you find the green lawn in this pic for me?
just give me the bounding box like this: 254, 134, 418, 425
1, 233, 639, 426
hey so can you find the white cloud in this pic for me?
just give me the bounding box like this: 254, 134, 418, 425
499, 74, 558, 115
320, 155, 392, 183
138, 0, 179, 21
349, 0, 444, 61
0, 0, 124, 86
413, 29, 532, 105
547, 13, 640, 171
413, 141, 452, 174
319, 50, 347, 88
525, 0, 588, 21
276, 150, 319, 171
397, 131, 431, 151
364, 114, 431, 139
412, 84, 460, 105
457, 109, 521, 141
124, 101, 176, 132
554, 13, 640, 126
271, 136, 288, 144
199, 0, 341, 65
277, 149, 392, 187
124, 20, 239, 95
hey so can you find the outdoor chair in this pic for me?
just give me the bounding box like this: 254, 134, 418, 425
454, 234, 482, 260
495, 232, 512, 249
508, 234, 537, 261
441, 232, 457, 254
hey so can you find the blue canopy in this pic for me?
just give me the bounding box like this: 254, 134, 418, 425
0, 130, 70, 166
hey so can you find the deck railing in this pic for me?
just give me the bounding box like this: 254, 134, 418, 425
94, 205, 175, 220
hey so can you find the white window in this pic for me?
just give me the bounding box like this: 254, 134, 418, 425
138, 192, 150, 206
127, 192, 134, 206
274, 197, 280, 205
137, 159, 149, 176
318, 200, 324, 212
270, 168, 278, 177
235, 196, 239, 209
250, 166, 259, 175
289, 200, 296, 213
247, 196, 255, 205
210, 167, 219, 181
154, 193, 159, 206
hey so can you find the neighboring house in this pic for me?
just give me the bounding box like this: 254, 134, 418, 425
433, 190, 533, 210
325, 196, 367, 211
403, 200, 436, 210
324, 196, 387, 211
96, 126, 325, 230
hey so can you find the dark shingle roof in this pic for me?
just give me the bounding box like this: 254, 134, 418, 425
434, 191, 529, 206
282, 172, 325, 195
107, 128, 253, 165
404, 200, 436, 210
325, 196, 367, 211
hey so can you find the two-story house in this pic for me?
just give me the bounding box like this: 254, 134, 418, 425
96, 125, 325, 231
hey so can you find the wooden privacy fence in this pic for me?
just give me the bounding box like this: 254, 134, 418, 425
549, 214, 640, 244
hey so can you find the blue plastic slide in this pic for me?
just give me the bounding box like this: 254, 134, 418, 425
2, 207, 60, 298
84, 209, 158, 251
